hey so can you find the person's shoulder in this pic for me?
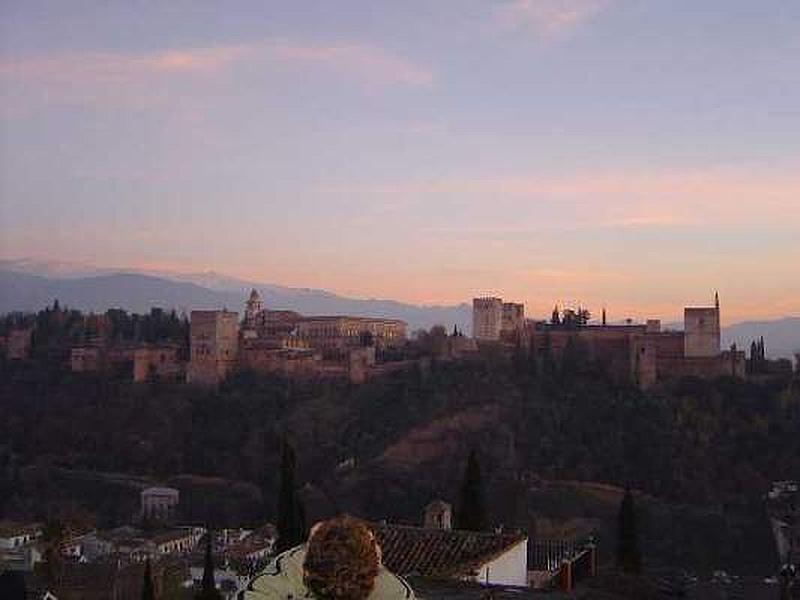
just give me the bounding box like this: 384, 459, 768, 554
369, 566, 416, 599
242, 546, 310, 599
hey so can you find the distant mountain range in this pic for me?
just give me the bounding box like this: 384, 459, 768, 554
722, 319, 800, 361
0, 259, 798, 358
0, 262, 472, 334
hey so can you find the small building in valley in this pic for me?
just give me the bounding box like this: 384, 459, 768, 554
141, 487, 180, 523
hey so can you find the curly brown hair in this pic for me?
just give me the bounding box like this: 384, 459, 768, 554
303, 516, 380, 600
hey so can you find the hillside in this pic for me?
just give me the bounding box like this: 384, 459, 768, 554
2, 354, 797, 576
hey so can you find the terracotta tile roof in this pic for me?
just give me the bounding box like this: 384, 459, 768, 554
225, 528, 275, 560
370, 523, 526, 579
149, 528, 199, 545
0, 520, 41, 538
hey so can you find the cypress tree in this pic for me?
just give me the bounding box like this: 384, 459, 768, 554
455, 449, 488, 531
196, 532, 221, 600
276, 437, 307, 552
617, 487, 642, 574
141, 559, 155, 600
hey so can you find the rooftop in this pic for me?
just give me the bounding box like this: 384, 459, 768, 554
301, 315, 407, 325
370, 523, 526, 579
141, 486, 179, 496
149, 528, 202, 545
0, 520, 42, 538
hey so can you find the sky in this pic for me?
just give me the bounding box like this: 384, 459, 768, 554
1, 0, 799, 323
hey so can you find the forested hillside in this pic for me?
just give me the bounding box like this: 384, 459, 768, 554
1, 350, 798, 575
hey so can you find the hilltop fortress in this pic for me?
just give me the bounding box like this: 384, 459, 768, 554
185, 288, 745, 389
4, 288, 749, 390
473, 292, 745, 388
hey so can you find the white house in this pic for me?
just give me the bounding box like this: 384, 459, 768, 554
0, 521, 42, 550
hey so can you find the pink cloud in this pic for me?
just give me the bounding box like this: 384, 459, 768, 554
495, 0, 614, 38
0, 46, 251, 113
0, 46, 249, 81
270, 43, 434, 86
0, 42, 432, 88
322, 165, 800, 230
0, 41, 432, 115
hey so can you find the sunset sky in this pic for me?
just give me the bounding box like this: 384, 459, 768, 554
1, 1, 799, 323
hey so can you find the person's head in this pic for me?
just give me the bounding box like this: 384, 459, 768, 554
303, 515, 380, 600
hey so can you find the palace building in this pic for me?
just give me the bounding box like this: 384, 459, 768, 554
187, 289, 408, 385
474, 293, 745, 389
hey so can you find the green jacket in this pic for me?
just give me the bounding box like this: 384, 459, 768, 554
241, 546, 416, 600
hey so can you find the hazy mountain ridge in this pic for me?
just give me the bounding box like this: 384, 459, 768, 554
1, 263, 797, 356
0, 269, 472, 333
722, 318, 800, 361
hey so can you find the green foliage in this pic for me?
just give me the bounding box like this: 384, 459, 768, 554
455, 449, 488, 531
414, 325, 449, 357
276, 438, 307, 552
617, 488, 642, 574
0, 303, 188, 360
196, 534, 222, 600
1, 348, 799, 574
142, 559, 155, 600
106, 307, 188, 345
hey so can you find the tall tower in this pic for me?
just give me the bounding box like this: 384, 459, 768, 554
472, 297, 503, 341
244, 289, 264, 329
684, 293, 721, 358
187, 310, 239, 385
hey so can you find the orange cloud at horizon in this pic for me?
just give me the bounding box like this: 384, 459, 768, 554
2, 162, 797, 324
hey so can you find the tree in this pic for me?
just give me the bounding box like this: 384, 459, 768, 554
39, 520, 65, 589
749, 340, 758, 374
512, 334, 526, 377
561, 335, 580, 378
541, 333, 556, 380
617, 487, 642, 574
276, 438, 307, 552
141, 559, 155, 600
455, 449, 488, 531
527, 337, 539, 380
196, 532, 221, 600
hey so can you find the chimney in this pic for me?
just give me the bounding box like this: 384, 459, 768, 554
423, 500, 452, 531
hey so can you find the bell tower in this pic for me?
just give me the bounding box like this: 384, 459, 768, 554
244, 288, 264, 329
